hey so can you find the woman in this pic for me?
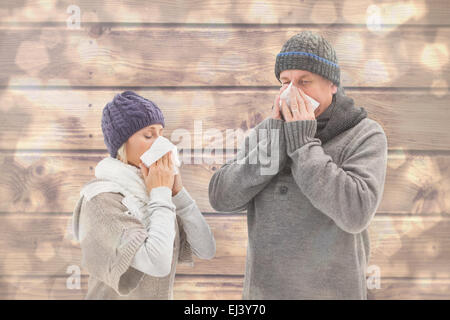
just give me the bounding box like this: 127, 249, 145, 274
71, 91, 216, 299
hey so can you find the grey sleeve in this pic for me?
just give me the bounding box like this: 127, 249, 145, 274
130, 186, 177, 277
172, 187, 216, 260
284, 119, 388, 234
208, 117, 287, 212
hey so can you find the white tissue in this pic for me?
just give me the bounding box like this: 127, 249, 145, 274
140, 136, 181, 174
279, 81, 320, 111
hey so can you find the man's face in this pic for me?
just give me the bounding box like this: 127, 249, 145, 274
279, 69, 338, 116
125, 124, 164, 167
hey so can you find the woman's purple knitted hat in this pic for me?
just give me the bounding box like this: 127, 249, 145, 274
101, 91, 165, 158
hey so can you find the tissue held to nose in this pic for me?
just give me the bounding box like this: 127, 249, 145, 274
140, 136, 181, 174
279, 81, 320, 111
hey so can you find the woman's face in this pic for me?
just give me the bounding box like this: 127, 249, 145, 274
126, 123, 164, 167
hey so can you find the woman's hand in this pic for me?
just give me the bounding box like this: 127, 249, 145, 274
139, 151, 175, 195
172, 174, 183, 196
280, 85, 316, 122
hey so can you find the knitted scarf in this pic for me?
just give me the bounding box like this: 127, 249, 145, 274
80, 156, 151, 221
94, 156, 149, 202
75, 156, 194, 266
315, 85, 368, 144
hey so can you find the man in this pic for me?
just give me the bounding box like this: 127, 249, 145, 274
208, 31, 388, 299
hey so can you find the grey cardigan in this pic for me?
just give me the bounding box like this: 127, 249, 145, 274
209, 117, 388, 299
72, 183, 215, 299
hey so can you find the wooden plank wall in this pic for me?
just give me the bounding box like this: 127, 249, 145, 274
0, 0, 449, 299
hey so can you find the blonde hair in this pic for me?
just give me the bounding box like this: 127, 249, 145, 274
116, 142, 128, 164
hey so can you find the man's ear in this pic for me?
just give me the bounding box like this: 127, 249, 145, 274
331, 82, 338, 94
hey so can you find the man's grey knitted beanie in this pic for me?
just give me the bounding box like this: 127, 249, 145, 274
275, 31, 340, 86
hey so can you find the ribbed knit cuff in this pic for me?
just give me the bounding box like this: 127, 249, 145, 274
266, 118, 284, 139
284, 119, 317, 153
172, 187, 194, 211
150, 186, 173, 203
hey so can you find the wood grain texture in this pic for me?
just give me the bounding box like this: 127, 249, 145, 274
1, 275, 449, 300
0, 213, 449, 279
1, 0, 449, 300
0, 274, 243, 300
1, 151, 449, 215
0, 0, 447, 25
1, 89, 449, 151
1, 26, 448, 88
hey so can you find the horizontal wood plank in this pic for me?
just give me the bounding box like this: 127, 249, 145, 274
0, 214, 449, 278
1, 89, 449, 151
1, 27, 448, 87
1, 275, 449, 299
1, 151, 449, 215
367, 278, 450, 300
0, 0, 447, 26
0, 274, 243, 300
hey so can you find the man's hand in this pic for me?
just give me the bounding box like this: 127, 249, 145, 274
280, 85, 316, 122
271, 85, 289, 120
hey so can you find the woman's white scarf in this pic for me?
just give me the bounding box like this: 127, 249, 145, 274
78, 156, 194, 265
80, 156, 152, 220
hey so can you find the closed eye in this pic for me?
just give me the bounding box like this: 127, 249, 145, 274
282, 81, 310, 85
